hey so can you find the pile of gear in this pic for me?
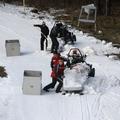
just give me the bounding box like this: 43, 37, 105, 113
50, 21, 77, 52
50, 22, 76, 53
54, 22, 76, 45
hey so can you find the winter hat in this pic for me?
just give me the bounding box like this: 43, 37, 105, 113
42, 21, 46, 25
53, 51, 58, 54
53, 51, 61, 56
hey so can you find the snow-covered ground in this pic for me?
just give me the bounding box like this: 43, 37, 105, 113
0, 4, 120, 120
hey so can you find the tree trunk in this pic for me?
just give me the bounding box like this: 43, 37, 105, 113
107, 0, 112, 15
96, 0, 111, 16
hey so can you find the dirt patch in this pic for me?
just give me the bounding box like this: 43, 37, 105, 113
49, 7, 120, 45
0, 66, 7, 78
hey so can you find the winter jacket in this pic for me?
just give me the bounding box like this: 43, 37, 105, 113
50, 26, 58, 38
56, 62, 65, 76
51, 61, 65, 79
34, 24, 49, 36
50, 55, 61, 69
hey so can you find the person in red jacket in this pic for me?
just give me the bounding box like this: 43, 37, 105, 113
50, 51, 61, 69
43, 58, 65, 93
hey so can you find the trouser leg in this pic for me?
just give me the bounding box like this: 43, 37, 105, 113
54, 41, 59, 52
56, 77, 63, 93
45, 39, 48, 50
51, 78, 57, 88
41, 36, 45, 50
51, 37, 59, 52
43, 78, 57, 90
51, 41, 54, 53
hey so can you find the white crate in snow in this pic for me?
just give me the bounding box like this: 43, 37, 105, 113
5, 40, 20, 56
22, 70, 42, 95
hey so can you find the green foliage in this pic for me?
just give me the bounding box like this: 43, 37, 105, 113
0, 66, 7, 78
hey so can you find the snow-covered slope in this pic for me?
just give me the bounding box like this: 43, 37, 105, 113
0, 4, 120, 120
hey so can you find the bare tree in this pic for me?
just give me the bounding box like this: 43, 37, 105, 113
96, 0, 111, 16
106, 0, 111, 15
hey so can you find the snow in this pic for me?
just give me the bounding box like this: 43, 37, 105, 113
0, 3, 120, 120
63, 63, 90, 91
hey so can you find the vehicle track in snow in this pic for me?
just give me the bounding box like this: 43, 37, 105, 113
76, 94, 103, 120
100, 91, 120, 120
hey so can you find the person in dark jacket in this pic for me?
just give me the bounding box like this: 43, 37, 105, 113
43, 56, 65, 93
50, 22, 64, 53
34, 21, 49, 50
50, 26, 59, 53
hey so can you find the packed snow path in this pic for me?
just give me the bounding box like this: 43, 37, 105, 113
0, 4, 120, 120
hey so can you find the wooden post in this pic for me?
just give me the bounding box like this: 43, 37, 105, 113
105, 0, 108, 16
23, 0, 26, 12
3, 0, 5, 6
106, 0, 111, 16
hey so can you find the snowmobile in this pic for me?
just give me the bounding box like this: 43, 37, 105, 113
63, 48, 95, 94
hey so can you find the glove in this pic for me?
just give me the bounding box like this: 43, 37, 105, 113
61, 75, 65, 79
33, 24, 38, 27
